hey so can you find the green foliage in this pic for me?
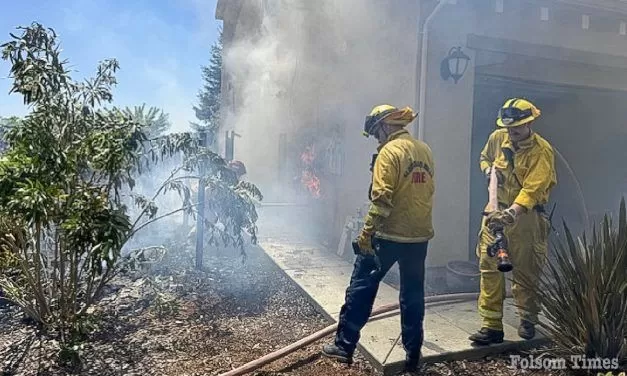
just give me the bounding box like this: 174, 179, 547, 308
0, 22, 262, 343
191, 27, 223, 146
58, 342, 83, 370
145, 276, 180, 319
0, 116, 20, 125
517, 198, 627, 371
0, 116, 20, 152
203, 180, 262, 252
122, 103, 171, 138
0, 116, 21, 132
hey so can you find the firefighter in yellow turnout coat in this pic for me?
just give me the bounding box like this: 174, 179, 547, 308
470, 98, 557, 345
322, 104, 434, 374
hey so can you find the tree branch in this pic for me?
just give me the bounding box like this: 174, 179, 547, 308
128, 169, 195, 231
130, 204, 198, 238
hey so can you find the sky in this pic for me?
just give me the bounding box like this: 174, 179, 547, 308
0, 0, 221, 133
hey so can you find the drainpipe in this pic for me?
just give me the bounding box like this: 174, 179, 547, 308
417, 0, 448, 141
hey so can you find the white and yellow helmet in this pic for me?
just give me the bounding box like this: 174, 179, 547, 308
497, 98, 541, 127
363, 104, 417, 137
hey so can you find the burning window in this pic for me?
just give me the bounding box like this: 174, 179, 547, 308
278, 123, 344, 201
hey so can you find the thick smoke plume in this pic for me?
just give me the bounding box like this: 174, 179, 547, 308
221, 0, 419, 242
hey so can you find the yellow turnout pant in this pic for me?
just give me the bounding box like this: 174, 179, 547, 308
476, 208, 551, 330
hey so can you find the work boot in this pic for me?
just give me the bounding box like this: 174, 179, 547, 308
397, 369, 421, 376
518, 320, 535, 340
468, 328, 504, 345
399, 355, 421, 375
322, 343, 353, 364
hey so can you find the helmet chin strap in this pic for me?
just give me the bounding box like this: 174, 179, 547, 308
378, 124, 391, 141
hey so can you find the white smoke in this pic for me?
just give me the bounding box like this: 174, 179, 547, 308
221, 0, 419, 210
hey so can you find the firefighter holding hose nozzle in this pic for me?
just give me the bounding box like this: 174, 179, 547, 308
322, 104, 435, 374
470, 98, 557, 345
486, 222, 512, 273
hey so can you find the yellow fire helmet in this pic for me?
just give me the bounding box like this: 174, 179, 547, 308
496, 98, 541, 128
363, 104, 418, 137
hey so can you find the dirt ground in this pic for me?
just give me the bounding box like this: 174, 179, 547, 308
1, 244, 574, 376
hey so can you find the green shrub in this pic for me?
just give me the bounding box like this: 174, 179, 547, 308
518, 198, 627, 372
0, 23, 262, 344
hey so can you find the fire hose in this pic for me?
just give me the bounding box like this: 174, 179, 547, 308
216, 168, 511, 376
486, 167, 514, 273
216, 293, 483, 376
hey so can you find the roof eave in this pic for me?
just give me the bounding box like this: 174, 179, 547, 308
215, 0, 226, 20
552, 0, 627, 14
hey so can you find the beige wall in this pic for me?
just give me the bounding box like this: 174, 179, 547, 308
416, 2, 482, 266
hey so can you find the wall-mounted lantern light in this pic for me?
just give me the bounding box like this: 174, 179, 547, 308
440, 47, 471, 84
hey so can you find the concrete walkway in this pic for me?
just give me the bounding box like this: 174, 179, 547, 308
254, 205, 550, 375
254, 205, 549, 375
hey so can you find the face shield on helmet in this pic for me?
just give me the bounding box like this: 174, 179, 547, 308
363, 108, 396, 137
363, 104, 418, 139
496, 98, 540, 128
497, 107, 533, 126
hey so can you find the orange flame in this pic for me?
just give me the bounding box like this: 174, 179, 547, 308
301, 170, 321, 198
300, 145, 321, 199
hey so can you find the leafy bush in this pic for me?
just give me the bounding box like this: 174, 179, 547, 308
518, 198, 627, 372
0, 22, 262, 341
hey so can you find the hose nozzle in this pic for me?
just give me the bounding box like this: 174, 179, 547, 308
487, 229, 513, 273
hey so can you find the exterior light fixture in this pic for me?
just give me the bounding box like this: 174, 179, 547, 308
440, 47, 471, 84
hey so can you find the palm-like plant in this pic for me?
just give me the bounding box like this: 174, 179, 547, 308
518, 198, 627, 372
122, 104, 171, 138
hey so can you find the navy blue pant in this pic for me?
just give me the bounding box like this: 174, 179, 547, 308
334, 238, 428, 359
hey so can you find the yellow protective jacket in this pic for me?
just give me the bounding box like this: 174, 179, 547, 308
363, 129, 435, 243
480, 129, 556, 211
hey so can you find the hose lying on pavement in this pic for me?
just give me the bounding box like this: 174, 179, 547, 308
217, 292, 482, 376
